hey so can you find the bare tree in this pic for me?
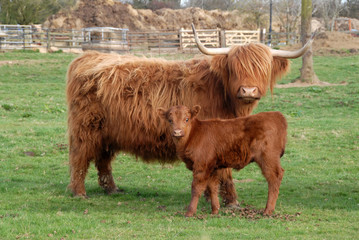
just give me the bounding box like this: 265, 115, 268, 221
300, 0, 319, 83
342, 0, 359, 18
235, 0, 269, 29
314, 0, 346, 31
274, 0, 301, 41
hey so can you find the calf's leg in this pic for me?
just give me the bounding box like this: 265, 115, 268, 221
207, 172, 220, 215
258, 157, 284, 215
186, 170, 209, 217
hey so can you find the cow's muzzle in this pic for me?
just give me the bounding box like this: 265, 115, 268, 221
172, 129, 184, 138
237, 87, 261, 101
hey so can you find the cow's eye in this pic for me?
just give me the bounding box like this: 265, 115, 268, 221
185, 118, 189, 122
169, 119, 173, 124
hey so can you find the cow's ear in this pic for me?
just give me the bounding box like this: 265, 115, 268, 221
210, 55, 229, 80
191, 105, 201, 118
157, 108, 167, 119
271, 57, 290, 94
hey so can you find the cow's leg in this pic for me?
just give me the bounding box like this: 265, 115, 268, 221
207, 172, 220, 215
258, 156, 284, 215
186, 170, 209, 217
68, 95, 105, 197
68, 135, 95, 198
217, 168, 239, 207
95, 148, 118, 195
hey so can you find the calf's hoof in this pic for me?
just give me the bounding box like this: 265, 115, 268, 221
73, 193, 89, 199
185, 211, 195, 217
211, 210, 219, 215
263, 208, 274, 215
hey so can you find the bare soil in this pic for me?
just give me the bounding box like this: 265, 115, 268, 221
281, 31, 359, 56
276, 80, 348, 89
0, 59, 57, 66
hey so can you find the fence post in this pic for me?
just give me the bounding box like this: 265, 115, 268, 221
158, 32, 160, 55
220, 29, 226, 47
71, 29, 74, 47
179, 28, 183, 51
46, 28, 50, 52
260, 29, 265, 43
22, 27, 26, 50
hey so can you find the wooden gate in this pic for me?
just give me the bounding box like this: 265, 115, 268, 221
224, 29, 261, 46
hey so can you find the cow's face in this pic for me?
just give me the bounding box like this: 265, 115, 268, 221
193, 23, 310, 106
211, 44, 289, 106
227, 44, 273, 103
158, 105, 201, 142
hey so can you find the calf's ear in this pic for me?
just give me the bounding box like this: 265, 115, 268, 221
157, 108, 167, 119
191, 105, 201, 118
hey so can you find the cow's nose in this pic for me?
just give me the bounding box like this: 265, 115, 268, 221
237, 87, 261, 99
173, 129, 184, 138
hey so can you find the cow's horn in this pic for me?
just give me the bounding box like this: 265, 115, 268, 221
269, 32, 316, 59
191, 23, 230, 55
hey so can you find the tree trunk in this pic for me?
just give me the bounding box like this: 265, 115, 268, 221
300, 0, 319, 83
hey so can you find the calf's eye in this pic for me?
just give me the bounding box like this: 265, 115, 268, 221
185, 118, 189, 122
169, 119, 173, 124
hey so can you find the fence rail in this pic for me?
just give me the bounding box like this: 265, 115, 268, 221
0, 24, 302, 54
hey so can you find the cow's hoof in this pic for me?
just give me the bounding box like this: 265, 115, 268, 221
224, 200, 240, 209
105, 187, 120, 195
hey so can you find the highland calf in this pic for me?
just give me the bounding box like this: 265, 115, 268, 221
158, 105, 287, 217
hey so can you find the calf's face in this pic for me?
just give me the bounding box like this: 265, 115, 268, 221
158, 105, 201, 140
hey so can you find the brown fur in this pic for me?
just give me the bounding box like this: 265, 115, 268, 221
66, 43, 290, 199
158, 105, 287, 217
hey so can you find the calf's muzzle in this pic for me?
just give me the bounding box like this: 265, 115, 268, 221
172, 129, 184, 138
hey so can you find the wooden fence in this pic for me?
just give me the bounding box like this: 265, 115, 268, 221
0, 24, 299, 54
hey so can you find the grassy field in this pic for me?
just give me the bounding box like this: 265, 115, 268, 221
0, 50, 358, 239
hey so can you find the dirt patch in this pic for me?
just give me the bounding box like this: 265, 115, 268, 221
173, 202, 301, 221
281, 31, 359, 56
221, 203, 301, 221
0, 60, 22, 66
0, 59, 58, 66
276, 80, 348, 89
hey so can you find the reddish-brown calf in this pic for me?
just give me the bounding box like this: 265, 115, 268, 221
158, 105, 287, 217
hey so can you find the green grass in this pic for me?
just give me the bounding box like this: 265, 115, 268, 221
0, 50, 358, 239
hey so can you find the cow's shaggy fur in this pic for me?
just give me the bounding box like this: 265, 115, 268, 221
66, 43, 290, 200
158, 105, 287, 217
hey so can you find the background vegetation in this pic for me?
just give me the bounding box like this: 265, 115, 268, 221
0, 51, 358, 239
0, 0, 76, 24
